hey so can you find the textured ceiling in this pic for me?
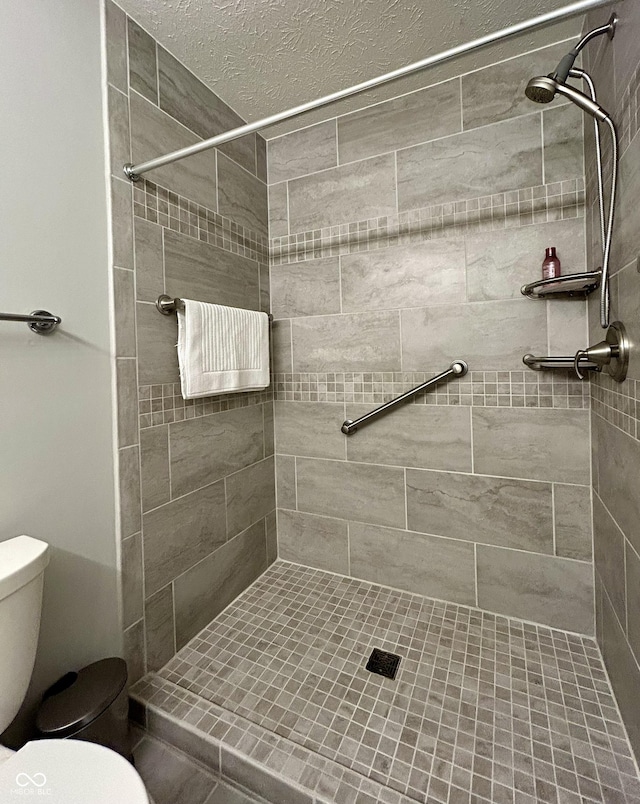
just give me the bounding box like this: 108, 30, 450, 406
116, 0, 584, 137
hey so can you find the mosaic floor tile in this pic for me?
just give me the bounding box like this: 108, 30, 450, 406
154, 561, 640, 803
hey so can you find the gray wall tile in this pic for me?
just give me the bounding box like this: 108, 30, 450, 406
127, 19, 158, 103
116, 358, 138, 447
554, 484, 592, 560
349, 523, 476, 605
272, 319, 293, 373
143, 480, 227, 596
401, 300, 547, 371
346, 404, 472, 472
256, 135, 267, 183
173, 521, 267, 648
397, 115, 542, 209
547, 300, 587, 356
407, 470, 553, 552
611, 130, 640, 272
296, 458, 405, 528
217, 152, 267, 237
133, 735, 217, 804
465, 218, 586, 302
144, 584, 175, 671
625, 541, 640, 663
226, 457, 275, 538
169, 405, 264, 497
278, 509, 348, 574
136, 301, 179, 385
219, 745, 313, 804
268, 120, 337, 184
140, 425, 170, 512
130, 91, 218, 210
275, 401, 345, 460
268, 182, 288, 238
266, 510, 277, 564
477, 544, 594, 633
472, 408, 590, 484
341, 240, 466, 312
292, 311, 401, 372
288, 154, 396, 232
164, 228, 260, 311
104, 0, 127, 93
119, 445, 142, 539
617, 262, 640, 381
122, 533, 143, 628
542, 104, 584, 184
113, 267, 136, 357
134, 218, 163, 302
123, 619, 146, 684
271, 257, 341, 318
107, 85, 130, 178
158, 47, 256, 175
111, 177, 134, 270
263, 402, 274, 457
276, 455, 296, 510
338, 79, 461, 165
593, 493, 626, 627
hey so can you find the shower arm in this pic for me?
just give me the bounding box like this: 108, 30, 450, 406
123, 0, 619, 181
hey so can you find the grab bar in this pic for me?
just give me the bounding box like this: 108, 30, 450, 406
523, 353, 599, 372
156, 294, 273, 321
341, 360, 468, 435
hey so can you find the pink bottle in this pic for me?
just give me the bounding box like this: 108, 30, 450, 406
542, 247, 561, 280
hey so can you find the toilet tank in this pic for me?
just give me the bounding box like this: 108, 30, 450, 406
0, 536, 49, 734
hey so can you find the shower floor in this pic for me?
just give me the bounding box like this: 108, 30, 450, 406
142, 561, 640, 803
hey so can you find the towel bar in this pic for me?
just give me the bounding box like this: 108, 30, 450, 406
155, 294, 273, 321
0, 309, 61, 334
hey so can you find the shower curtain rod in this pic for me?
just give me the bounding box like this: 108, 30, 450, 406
123, 0, 618, 181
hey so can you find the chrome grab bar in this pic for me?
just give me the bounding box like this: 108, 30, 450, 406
341, 361, 468, 436
0, 310, 61, 334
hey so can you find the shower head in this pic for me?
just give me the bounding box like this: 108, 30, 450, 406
525, 75, 610, 122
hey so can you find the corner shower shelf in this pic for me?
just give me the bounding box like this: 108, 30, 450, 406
520, 270, 601, 299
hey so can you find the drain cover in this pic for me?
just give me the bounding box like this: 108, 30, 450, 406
366, 648, 401, 680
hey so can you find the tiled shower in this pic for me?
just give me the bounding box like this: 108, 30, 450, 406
101, 1, 640, 801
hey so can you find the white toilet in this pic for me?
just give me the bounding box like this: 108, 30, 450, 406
0, 535, 149, 803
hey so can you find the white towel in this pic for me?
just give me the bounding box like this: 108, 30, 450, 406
176, 299, 270, 399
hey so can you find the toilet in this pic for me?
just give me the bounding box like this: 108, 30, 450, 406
0, 535, 148, 803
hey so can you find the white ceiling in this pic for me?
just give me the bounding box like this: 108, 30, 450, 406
116, 0, 585, 137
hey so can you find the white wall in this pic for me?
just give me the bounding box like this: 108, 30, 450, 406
0, 0, 120, 744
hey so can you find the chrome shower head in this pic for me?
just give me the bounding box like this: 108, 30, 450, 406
525, 74, 610, 122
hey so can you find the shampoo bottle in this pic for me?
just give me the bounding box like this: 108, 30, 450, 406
542, 247, 561, 279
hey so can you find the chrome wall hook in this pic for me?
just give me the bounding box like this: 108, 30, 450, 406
574, 321, 629, 381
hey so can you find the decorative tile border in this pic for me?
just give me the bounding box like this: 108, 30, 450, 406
139, 382, 273, 429
133, 178, 269, 264
273, 370, 590, 409
590, 372, 640, 440
269, 180, 585, 265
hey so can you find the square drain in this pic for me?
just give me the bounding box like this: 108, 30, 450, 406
366, 648, 401, 680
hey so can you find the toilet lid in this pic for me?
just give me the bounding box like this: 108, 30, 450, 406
0, 739, 148, 803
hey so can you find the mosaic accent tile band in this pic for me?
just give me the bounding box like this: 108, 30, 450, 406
273, 370, 590, 409
139, 382, 273, 429
590, 372, 640, 440
133, 178, 269, 264
269, 180, 585, 265
144, 560, 640, 804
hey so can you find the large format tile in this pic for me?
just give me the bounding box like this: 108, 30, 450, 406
268, 120, 337, 184
277, 509, 348, 574
116, 359, 138, 447
397, 115, 542, 209
130, 91, 218, 210
593, 493, 626, 627
143, 480, 227, 596
217, 153, 267, 237
292, 311, 401, 372
111, 177, 134, 270
173, 521, 267, 647
133, 736, 217, 804
276, 455, 296, 510
163, 229, 260, 311
401, 300, 547, 371
122, 533, 143, 628
271, 257, 341, 318
225, 457, 275, 538
338, 78, 461, 164
169, 405, 264, 497
472, 408, 590, 484
158, 47, 256, 175
477, 545, 594, 633
268, 182, 289, 238
465, 218, 586, 301
288, 154, 396, 232
346, 404, 472, 471
341, 240, 466, 312
349, 522, 476, 605
542, 104, 584, 184
136, 301, 179, 385
144, 584, 175, 671
140, 425, 170, 512
128, 19, 157, 103
406, 470, 553, 552
107, 84, 130, 178
612, 131, 640, 274
296, 458, 405, 528
554, 483, 592, 560
113, 268, 136, 358
104, 0, 127, 93
134, 218, 163, 302
275, 401, 345, 460
272, 319, 292, 373
123, 620, 145, 684
625, 540, 640, 663
118, 445, 142, 538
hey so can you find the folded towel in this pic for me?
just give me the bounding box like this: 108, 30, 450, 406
177, 299, 270, 399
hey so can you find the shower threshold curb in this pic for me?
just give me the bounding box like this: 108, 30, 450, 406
130, 673, 420, 804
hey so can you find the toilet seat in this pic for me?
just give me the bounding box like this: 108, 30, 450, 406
0, 739, 148, 803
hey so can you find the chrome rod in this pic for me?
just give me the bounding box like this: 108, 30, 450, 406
523, 353, 599, 371
0, 310, 61, 334
341, 361, 468, 436
123, 0, 616, 180
155, 294, 273, 321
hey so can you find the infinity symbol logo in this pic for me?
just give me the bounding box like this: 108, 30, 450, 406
15, 772, 47, 787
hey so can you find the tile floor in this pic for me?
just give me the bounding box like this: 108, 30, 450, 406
156, 561, 640, 803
